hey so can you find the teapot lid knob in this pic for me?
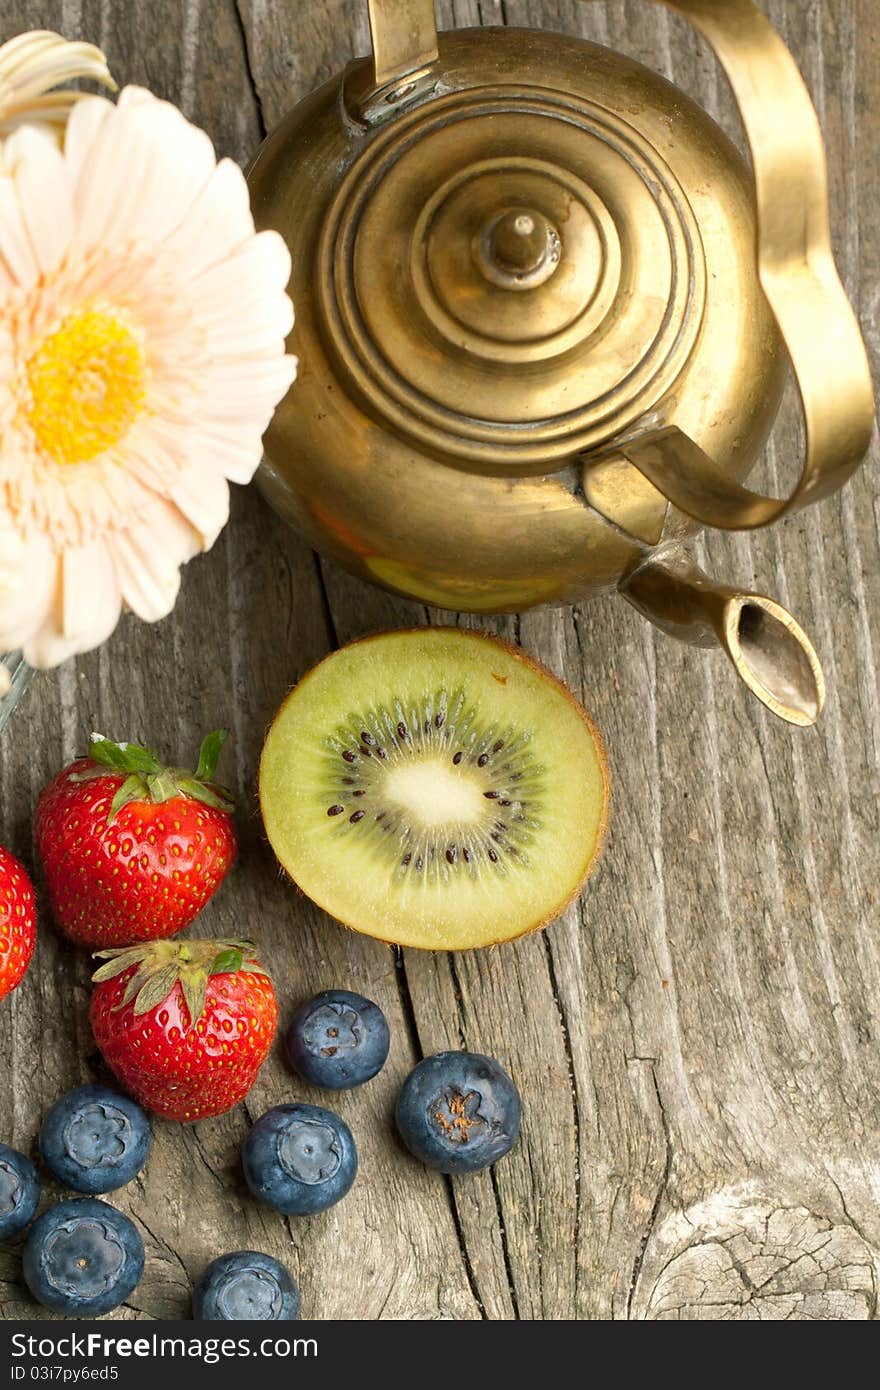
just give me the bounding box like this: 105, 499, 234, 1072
475, 208, 561, 290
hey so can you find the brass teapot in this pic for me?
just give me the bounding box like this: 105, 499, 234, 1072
248, 0, 874, 726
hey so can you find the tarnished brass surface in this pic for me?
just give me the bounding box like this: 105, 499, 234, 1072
318, 88, 709, 469
251, 26, 780, 588
367, 0, 438, 88
582, 456, 668, 548
621, 549, 826, 727
249, 1, 873, 720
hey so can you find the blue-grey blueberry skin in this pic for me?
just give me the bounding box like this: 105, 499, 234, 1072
242, 1103, 357, 1215
396, 1052, 521, 1175
0, 1143, 41, 1239
39, 1084, 152, 1195
193, 1251, 301, 1320
284, 989, 390, 1090
23, 1198, 144, 1316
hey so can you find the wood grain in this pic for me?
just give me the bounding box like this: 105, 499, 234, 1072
1, 0, 878, 1320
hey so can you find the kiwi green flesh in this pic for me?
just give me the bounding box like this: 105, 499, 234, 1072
259, 629, 608, 950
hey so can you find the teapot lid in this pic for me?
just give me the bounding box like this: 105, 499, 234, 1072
318, 83, 706, 473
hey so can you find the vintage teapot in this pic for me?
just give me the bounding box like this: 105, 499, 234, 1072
248, 0, 873, 726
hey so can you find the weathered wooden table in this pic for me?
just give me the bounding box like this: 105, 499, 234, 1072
2, 0, 878, 1321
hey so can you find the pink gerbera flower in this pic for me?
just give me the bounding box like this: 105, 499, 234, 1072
0, 51, 296, 667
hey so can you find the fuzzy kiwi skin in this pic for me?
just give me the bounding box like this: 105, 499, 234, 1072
258, 627, 611, 952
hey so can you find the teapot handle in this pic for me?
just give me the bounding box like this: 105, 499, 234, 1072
607, 0, 874, 531
367, 0, 438, 88
366, 0, 874, 532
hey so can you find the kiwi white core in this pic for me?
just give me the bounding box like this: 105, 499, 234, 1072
385, 758, 485, 828
259, 629, 608, 951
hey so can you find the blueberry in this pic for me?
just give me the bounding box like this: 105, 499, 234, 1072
40, 1084, 152, 1194
0, 1143, 40, 1239
243, 1103, 357, 1215
23, 1197, 144, 1316
396, 1051, 521, 1175
193, 1250, 301, 1320
284, 988, 390, 1090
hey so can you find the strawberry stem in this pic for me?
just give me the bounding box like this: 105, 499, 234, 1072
89, 735, 162, 775
91, 938, 270, 1031
87, 731, 234, 823
195, 730, 228, 782
146, 770, 180, 803
210, 946, 244, 974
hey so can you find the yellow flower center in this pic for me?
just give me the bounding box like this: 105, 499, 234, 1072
26, 307, 145, 466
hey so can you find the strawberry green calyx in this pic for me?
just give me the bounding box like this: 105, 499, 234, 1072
92, 938, 270, 1031
82, 730, 234, 822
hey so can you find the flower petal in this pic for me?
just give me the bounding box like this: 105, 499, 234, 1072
11, 539, 122, 669
0, 526, 57, 657
167, 459, 230, 548
63, 92, 115, 183
187, 428, 268, 485
199, 355, 298, 425
6, 122, 73, 273
159, 157, 255, 278
0, 164, 39, 287
110, 498, 200, 621
72, 87, 217, 254
194, 228, 292, 309
61, 538, 121, 646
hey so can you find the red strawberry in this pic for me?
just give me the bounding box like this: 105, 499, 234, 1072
90, 938, 278, 1122
35, 731, 237, 947
0, 845, 36, 1003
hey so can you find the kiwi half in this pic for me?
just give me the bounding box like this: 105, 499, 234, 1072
259, 628, 609, 950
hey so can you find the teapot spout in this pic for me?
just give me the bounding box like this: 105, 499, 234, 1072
620, 552, 825, 727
